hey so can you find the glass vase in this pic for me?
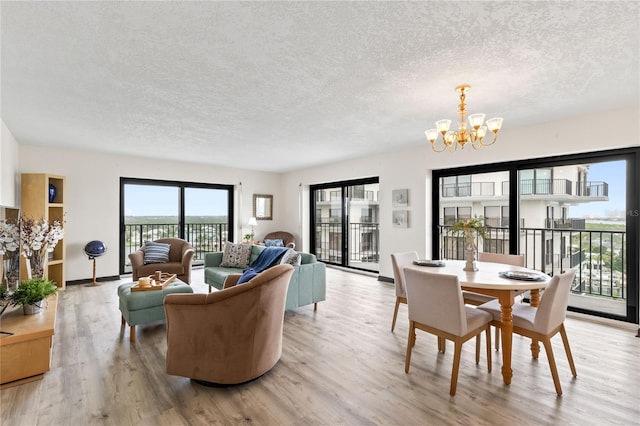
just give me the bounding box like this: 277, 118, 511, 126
27, 254, 47, 280
3, 251, 20, 291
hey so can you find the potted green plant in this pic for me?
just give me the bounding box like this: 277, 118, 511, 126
10, 278, 57, 315
449, 217, 487, 271
243, 233, 253, 243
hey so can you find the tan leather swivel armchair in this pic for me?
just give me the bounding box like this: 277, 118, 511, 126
164, 264, 294, 385
129, 238, 195, 284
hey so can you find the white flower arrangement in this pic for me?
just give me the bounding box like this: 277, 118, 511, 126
0, 219, 20, 256
20, 217, 65, 259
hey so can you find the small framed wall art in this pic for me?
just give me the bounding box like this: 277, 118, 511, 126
253, 194, 273, 220
392, 210, 409, 228
392, 189, 409, 207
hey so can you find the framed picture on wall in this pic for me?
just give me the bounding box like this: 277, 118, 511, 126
392, 210, 409, 228
392, 189, 409, 207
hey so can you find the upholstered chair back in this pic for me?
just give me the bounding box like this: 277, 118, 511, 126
391, 251, 419, 298
404, 269, 466, 336
478, 252, 525, 267
533, 270, 577, 334
164, 264, 294, 385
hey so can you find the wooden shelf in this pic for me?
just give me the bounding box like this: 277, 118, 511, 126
20, 174, 66, 289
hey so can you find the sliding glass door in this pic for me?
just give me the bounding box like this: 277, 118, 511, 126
120, 178, 233, 274
311, 177, 380, 272
432, 148, 639, 324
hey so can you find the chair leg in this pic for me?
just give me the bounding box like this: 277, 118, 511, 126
560, 324, 577, 377
475, 335, 480, 364
542, 337, 562, 396
405, 322, 415, 373
437, 336, 445, 353
391, 297, 401, 332
450, 341, 463, 396
531, 339, 541, 359
130, 325, 136, 343
485, 326, 492, 372
494, 326, 500, 351
121, 314, 125, 326
314, 302, 318, 312
208, 286, 212, 293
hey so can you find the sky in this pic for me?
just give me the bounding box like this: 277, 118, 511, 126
124, 185, 228, 216
568, 160, 627, 218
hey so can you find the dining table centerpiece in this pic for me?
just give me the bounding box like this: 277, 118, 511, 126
449, 217, 487, 272
20, 216, 64, 280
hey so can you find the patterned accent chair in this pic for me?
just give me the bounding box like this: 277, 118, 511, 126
128, 238, 195, 284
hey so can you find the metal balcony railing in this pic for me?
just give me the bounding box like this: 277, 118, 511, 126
444, 180, 608, 198
314, 221, 380, 266
124, 222, 228, 269
438, 225, 627, 301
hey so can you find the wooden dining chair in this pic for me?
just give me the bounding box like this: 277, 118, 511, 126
472, 252, 526, 349
477, 270, 577, 395
403, 268, 492, 396
390, 251, 419, 332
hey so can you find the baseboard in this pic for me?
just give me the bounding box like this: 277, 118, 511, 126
66, 275, 121, 286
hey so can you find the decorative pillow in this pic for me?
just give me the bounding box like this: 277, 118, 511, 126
280, 249, 302, 266
265, 238, 284, 247
143, 241, 171, 264
220, 242, 252, 268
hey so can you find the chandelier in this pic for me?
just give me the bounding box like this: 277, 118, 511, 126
425, 84, 503, 152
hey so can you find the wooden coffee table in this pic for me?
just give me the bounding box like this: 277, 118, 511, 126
0, 295, 57, 388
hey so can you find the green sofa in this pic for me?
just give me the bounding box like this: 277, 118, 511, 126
204, 245, 326, 311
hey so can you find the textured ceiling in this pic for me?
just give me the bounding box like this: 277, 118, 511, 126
1, 1, 638, 172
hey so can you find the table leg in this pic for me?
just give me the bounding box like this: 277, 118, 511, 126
498, 293, 514, 385
529, 288, 541, 359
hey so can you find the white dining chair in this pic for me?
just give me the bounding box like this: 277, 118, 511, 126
390, 251, 419, 332
403, 268, 492, 396
477, 269, 577, 395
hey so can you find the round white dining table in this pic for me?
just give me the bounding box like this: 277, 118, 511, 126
405, 259, 550, 385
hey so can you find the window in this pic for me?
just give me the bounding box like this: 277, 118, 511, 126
432, 148, 639, 324
484, 206, 501, 227
311, 177, 379, 273
442, 175, 471, 197
120, 178, 233, 274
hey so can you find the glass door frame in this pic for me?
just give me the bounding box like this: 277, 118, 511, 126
310, 176, 379, 272
431, 147, 639, 324
119, 177, 234, 275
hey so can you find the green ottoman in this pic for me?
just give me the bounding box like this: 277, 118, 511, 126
118, 280, 193, 342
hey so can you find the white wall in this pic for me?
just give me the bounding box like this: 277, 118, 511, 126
1, 119, 19, 207
282, 106, 640, 279
15, 106, 640, 282
18, 145, 284, 281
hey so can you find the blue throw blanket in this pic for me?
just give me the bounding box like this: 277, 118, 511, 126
238, 246, 289, 284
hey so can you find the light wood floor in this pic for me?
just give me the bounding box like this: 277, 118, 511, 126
2, 267, 639, 425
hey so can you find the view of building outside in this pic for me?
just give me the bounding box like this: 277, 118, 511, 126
314, 182, 380, 272
439, 160, 627, 317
